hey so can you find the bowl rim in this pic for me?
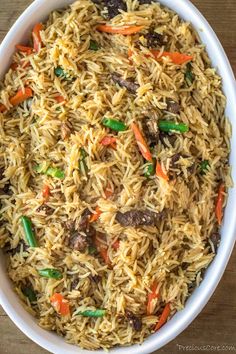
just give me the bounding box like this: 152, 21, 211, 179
0, 0, 236, 353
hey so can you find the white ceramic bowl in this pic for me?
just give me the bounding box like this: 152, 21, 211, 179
0, 1, 236, 353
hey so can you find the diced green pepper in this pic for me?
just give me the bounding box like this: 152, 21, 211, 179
200, 160, 210, 175
34, 164, 65, 179
54, 66, 66, 78
159, 120, 189, 133
38, 268, 62, 279
76, 309, 106, 317
102, 118, 127, 132
144, 160, 156, 178
21, 216, 38, 247
89, 40, 100, 51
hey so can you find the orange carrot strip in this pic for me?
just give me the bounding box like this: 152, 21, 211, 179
90, 206, 102, 223
97, 24, 144, 35
156, 161, 168, 181
42, 185, 50, 202
55, 95, 65, 103
50, 293, 70, 316
149, 50, 193, 65
100, 136, 117, 149
9, 87, 33, 107
90, 183, 114, 222
15, 44, 33, 55
216, 183, 225, 225
32, 23, 43, 52
131, 122, 152, 162
147, 282, 159, 315
154, 303, 171, 331
94, 233, 111, 266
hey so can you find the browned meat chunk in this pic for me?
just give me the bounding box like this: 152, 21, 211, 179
126, 311, 142, 331
166, 99, 180, 114
142, 117, 159, 144
104, 0, 127, 19
144, 30, 167, 48
69, 232, 88, 251
115, 209, 163, 227
111, 73, 139, 94
209, 232, 220, 251
66, 208, 95, 252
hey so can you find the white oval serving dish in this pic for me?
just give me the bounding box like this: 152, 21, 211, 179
0, 1, 236, 353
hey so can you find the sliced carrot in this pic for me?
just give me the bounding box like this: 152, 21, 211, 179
90, 183, 113, 223
131, 122, 152, 162
100, 136, 117, 149
128, 49, 193, 65
147, 282, 159, 315
154, 303, 171, 331
97, 24, 144, 35
149, 50, 193, 65
42, 185, 50, 202
10, 87, 33, 107
90, 206, 102, 223
112, 240, 120, 250
216, 183, 225, 225
0, 87, 33, 113
156, 161, 168, 181
94, 233, 111, 266
55, 95, 65, 103
15, 44, 33, 55
32, 23, 43, 52
50, 293, 70, 316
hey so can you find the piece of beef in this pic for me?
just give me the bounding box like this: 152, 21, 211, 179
115, 209, 164, 227
144, 30, 167, 48
36, 204, 54, 215
159, 132, 177, 148
166, 99, 180, 114
111, 73, 139, 94
67, 208, 95, 252
104, 0, 127, 19
126, 311, 142, 331
142, 117, 159, 145
209, 232, 220, 251
69, 232, 89, 251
